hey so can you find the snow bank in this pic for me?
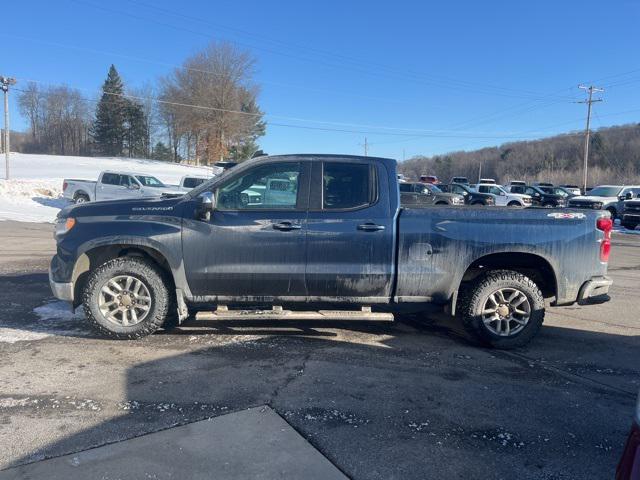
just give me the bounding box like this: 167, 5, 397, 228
0, 153, 217, 223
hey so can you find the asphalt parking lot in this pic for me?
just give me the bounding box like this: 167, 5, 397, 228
0, 220, 638, 479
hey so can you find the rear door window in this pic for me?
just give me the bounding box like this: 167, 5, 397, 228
101, 173, 120, 185
323, 162, 376, 210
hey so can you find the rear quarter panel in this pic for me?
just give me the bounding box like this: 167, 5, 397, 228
395, 207, 608, 305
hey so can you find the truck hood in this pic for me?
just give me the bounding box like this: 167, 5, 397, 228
59, 196, 185, 219
570, 195, 617, 203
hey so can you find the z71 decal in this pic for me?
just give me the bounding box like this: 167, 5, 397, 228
547, 212, 586, 219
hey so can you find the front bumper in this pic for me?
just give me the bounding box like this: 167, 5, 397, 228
616, 422, 640, 480
577, 276, 612, 304
49, 265, 74, 302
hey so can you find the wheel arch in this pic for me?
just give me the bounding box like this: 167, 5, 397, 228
451, 252, 557, 315
72, 243, 175, 308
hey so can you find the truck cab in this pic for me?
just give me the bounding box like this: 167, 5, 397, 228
50, 154, 613, 349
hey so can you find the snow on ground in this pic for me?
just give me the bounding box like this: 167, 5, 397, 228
0, 153, 217, 223
0, 301, 87, 344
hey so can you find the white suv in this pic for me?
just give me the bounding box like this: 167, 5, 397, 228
475, 184, 532, 207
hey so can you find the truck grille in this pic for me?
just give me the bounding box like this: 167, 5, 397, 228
568, 200, 601, 209
625, 204, 640, 213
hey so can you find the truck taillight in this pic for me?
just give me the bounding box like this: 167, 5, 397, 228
597, 217, 613, 262
62, 181, 68, 191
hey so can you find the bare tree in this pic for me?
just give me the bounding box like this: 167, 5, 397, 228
159, 41, 265, 165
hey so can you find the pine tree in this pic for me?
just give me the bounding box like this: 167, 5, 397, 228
92, 65, 128, 156
125, 100, 149, 158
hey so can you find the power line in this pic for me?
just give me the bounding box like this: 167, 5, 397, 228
68, 0, 576, 102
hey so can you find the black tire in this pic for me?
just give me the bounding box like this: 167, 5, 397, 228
622, 222, 638, 231
606, 207, 617, 220
82, 257, 173, 339
458, 270, 545, 349
507, 201, 520, 207
74, 192, 90, 204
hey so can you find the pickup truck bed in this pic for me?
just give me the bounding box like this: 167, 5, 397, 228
49, 154, 612, 349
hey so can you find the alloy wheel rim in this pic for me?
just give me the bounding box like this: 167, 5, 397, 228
481, 287, 531, 336
98, 275, 151, 327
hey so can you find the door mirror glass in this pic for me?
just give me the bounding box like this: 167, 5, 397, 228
200, 191, 215, 210
624, 192, 633, 200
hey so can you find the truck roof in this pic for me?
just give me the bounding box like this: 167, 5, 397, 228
249, 154, 397, 169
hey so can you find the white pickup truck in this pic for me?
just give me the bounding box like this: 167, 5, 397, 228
474, 183, 532, 207
63, 171, 184, 204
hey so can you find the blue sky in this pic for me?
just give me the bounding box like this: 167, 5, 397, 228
2, 0, 640, 159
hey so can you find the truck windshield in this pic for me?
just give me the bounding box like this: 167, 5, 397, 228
425, 184, 443, 193
135, 176, 165, 187
588, 186, 621, 197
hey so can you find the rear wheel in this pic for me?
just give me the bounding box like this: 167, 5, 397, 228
82, 257, 173, 339
458, 270, 545, 349
507, 201, 520, 207
74, 192, 90, 204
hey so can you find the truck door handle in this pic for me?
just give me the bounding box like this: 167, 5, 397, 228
358, 223, 385, 232
272, 222, 301, 231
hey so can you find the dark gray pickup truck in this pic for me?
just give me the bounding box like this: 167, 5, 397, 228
49, 154, 613, 348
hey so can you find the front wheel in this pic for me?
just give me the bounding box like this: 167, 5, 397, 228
82, 257, 173, 339
458, 270, 545, 349
507, 201, 521, 207
74, 193, 90, 204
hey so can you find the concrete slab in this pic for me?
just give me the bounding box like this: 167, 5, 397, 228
0, 406, 348, 480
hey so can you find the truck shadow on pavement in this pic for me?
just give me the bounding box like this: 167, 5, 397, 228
2, 309, 638, 479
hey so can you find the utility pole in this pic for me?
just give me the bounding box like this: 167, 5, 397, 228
578, 85, 604, 193
360, 137, 368, 156
1, 76, 16, 180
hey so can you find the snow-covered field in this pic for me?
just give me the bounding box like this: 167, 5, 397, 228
0, 153, 216, 223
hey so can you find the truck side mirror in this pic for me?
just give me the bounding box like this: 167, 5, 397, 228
625, 192, 633, 200
199, 191, 216, 221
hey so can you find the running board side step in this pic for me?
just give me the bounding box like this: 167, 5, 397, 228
196, 306, 394, 322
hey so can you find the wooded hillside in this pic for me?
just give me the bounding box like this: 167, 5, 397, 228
398, 123, 640, 185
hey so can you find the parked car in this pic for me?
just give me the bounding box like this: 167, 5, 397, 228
399, 182, 465, 206
440, 183, 496, 206
561, 184, 582, 195
508, 185, 567, 208
451, 176, 469, 185
533, 182, 554, 187
616, 390, 640, 480
474, 184, 532, 207
63, 172, 184, 204
419, 175, 439, 184
621, 196, 640, 230
508, 180, 526, 188
568, 185, 640, 219
179, 175, 212, 191
49, 154, 613, 349
538, 186, 577, 199
397, 173, 408, 183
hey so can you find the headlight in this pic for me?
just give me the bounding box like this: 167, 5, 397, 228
452, 197, 464, 205
54, 217, 76, 237
592, 202, 603, 209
